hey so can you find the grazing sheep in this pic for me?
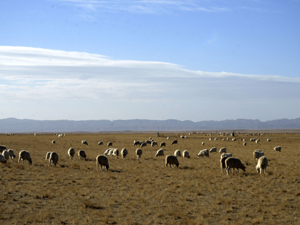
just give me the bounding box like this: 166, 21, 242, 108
243, 142, 247, 146
96, 155, 109, 171
81, 140, 88, 145
104, 148, 113, 156
52, 140, 56, 144
8, 149, 16, 159
267, 139, 271, 142
0, 145, 7, 153
197, 149, 209, 157
253, 149, 264, 160
151, 141, 158, 147
255, 139, 260, 144
225, 157, 246, 175
202, 142, 205, 145
98, 141, 103, 145
68, 148, 75, 160
136, 148, 142, 159
274, 146, 281, 152
160, 142, 166, 147
107, 142, 113, 147
219, 147, 227, 153
140, 142, 147, 148
45, 152, 52, 161
112, 148, 119, 157
256, 156, 268, 174
174, 149, 181, 157
232, 138, 236, 141
49, 152, 59, 167
182, 150, 190, 159
220, 155, 231, 172
171, 140, 178, 145
78, 150, 87, 161
121, 148, 128, 159
2, 150, 10, 160
221, 153, 232, 159
133, 140, 141, 146
0, 154, 7, 164
18, 150, 32, 165
155, 148, 164, 157
209, 147, 217, 153
165, 155, 179, 168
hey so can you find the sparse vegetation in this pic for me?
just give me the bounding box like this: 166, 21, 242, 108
0, 132, 300, 224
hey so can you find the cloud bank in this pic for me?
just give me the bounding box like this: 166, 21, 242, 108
0, 46, 299, 121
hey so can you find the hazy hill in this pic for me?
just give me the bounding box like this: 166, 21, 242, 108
1, 117, 300, 133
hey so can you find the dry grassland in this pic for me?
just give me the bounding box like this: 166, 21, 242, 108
0, 132, 300, 225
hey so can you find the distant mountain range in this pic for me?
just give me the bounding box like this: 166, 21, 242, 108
0, 117, 300, 133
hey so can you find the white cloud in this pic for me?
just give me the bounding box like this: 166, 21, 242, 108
0, 46, 299, 121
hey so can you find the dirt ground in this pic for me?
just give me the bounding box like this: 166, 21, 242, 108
0, 131, 300, 224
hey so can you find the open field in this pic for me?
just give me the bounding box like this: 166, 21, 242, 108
0, 132, 300, 224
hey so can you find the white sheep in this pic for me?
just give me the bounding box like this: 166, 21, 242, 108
182, 150, 190, 159
197, 149, 209, 157
81, 140, 88, 145
253, 149, 264, 160
209, 147, 217, 153
202, 142, 205, 145
2, 150, 10, 160
112, 148, 119, 157
51, 140, 56, 144
18, 150, 32, 165
274, 146, 281, 152
78, 150, 87, 161
121, 148, 128, 159
255, 139, 260, 144
243, 142, 247, 146
225, 157, 246, 175
221, 153, 232, 159
0, 154, 7, 164
68, 148, 75, 160
219, 147, 227, 153
96, 155, 109, 171
136, 148, 142, 159
155, 148, 164, 157
151, 141, 158, 147
220, 155, 231, 172
256, 156, 268, 174
98, 141, 103, 145
49, 152, 59, 167
104, 148, 113, 156
0, 145, 7, 153
8, 149, 16, 159
45, 152, 52, 161
165, 155, 179, 168
174, 149, 181, 157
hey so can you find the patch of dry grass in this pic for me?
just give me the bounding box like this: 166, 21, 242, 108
0, 132, 300, 224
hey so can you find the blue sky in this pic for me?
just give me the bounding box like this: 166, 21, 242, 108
0, 0, 299, 122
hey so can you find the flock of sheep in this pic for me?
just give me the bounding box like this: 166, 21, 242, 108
0, 133, 282, 176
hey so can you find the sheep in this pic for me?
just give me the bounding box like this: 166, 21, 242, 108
165, 155, 179, 168
209, 147, 217, 153
121, 148, 128, 159
49, 152, 59, 167
151, 141, 158, 147
182, 150, 190, 159
255, 139, 260, 144
68, 148, 75, 160
0, 145, 7, 153
140, 142, 147, 148
18, 150, 32, 165
52, 140, 56, 144
8, 149, 16, 159
133, 140, 141, 146
274, 146, 281, 152
2, 150, 10, 160
96, 155, 109, 171
256, 156, 268, 174
171, 140, 178, 145
202, 142, 205, 145
98, 141, 103, 145
243, 142, 247, 146
0, 154, 7, 164
136, 148, 142, 159
219, 147, 227, 153
104, 148, 113, 156
112, 148, 119, 157
225, 157, 246, 175
45, 152, 52, 161
174, 149, 181, 157
155, 148, 164, 157
220, 155, 231, 172
197, 149, 209, 157
221, 153, 232, 159
267, 139, 271, 142
81, 140, 88, 145
253, 149, 264, 160
160, 142, 166, 147
107, 142, 113, 147
78, 150, 87, 161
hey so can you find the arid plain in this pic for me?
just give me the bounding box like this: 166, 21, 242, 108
0, 131, 300, 224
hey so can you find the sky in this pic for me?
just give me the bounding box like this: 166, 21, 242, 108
0, 0, 300, 122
